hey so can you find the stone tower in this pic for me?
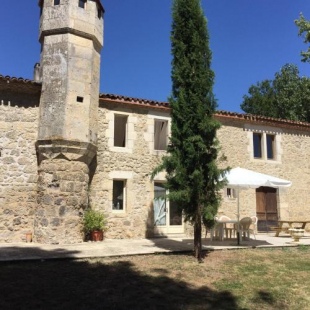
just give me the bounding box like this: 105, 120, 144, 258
35, 0, 104, 243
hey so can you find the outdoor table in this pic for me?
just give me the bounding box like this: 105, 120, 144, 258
214, 219, 238, 240
274, 220, 310, 237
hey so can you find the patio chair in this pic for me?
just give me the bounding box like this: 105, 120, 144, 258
250, 216, 258, 239
210, 217, 224, 241
237, 217, 253, 240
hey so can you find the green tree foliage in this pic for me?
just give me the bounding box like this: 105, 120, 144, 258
241, 64, 310, 122
295, 13, 310, 63
152, 0, 226, 261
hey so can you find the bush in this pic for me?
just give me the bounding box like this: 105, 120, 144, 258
83, 209, 106, 233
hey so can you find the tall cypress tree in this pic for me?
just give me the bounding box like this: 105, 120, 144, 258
152, 0, 226, 261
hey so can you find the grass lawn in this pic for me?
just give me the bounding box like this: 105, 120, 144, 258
1, 246, 310, 310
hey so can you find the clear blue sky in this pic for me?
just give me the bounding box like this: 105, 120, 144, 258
0, 1, 309, 112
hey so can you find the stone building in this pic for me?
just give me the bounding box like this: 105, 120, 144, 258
0, 0, 309, 243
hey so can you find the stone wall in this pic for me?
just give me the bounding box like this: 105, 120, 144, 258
90, 102, 168, 239
35, 159, 89, 244
216, 117, 310, 225
91, 105, 310, 238
0, 95, 309, 242
0, 101, 39, 242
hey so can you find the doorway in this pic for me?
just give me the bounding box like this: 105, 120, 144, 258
256, 186, 278, 231
153, 182, 184, 235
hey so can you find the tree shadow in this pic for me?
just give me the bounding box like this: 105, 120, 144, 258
147, 236, 273, 256
0, 247, 240, 310
256, 290, 275, 305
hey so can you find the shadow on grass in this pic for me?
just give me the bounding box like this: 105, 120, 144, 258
256, 291, 275, 304
0, 247, 239, 310
148, 237, 272, 254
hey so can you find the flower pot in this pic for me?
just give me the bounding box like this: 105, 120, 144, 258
91, 230, 104, 242
26, 232, 32, 243
288, 228, 305, 242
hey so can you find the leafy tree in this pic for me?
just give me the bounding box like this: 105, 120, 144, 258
295, 13, 310, 63
241, 64, 310, 122
152, 0, 226, 262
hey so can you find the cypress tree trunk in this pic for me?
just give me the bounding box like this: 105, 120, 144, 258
194, 206, 202, 261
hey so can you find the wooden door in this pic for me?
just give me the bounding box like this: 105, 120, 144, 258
256, 187, 278, 231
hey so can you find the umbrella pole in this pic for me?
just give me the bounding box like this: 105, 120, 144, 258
237, 187, 240, 245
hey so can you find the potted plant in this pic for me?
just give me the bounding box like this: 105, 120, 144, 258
83, 209, 106, 242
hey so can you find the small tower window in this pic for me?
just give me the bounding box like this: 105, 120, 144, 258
54, 0, 60, 5
77, 96, 84, 103
97, 8, 102, 19
78, 0, 87, 9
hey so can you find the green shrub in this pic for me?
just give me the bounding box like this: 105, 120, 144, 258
83, 209, 106, 233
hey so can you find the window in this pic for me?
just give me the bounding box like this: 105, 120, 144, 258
114, 114, 128, 147
97, 7, 102, 19
253, 133, 262, 158
78, 0, 86, 9
252, 132, 277, 161
54, 0, 60, 5
154, 120, 168, 150
154, 182, 167, 226
226, 188, 236, 199
112, 180, 125, 210
266, 134, 275, 160
76, 96, 84, 103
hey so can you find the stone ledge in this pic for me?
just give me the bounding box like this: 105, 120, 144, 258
36, 139, 97, 164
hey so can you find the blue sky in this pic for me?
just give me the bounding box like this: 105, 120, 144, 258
0, 1, 309, 112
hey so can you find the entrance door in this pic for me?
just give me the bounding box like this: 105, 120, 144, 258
153, 183, 184, 235
256, 186, 278, 231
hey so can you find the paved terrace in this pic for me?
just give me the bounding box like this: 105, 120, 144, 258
0, 232, 309, 262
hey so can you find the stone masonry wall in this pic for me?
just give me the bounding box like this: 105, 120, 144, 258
35, 159, 89, 244
216, 117, 310, 228
0, 102, 39, 242
1, 95, 309, 242
91, 102, 168, 239
92, 105, 310, 238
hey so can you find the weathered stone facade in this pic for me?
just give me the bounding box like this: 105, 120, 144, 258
0, 0, 310, 243
0, 91, 39, 242
34, 159, 89, 243
88, 98, 310, 238
217, 116, 310, 222
1, 82, 310, 242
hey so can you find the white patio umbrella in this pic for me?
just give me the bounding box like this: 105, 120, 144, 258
221, 167, 292, 244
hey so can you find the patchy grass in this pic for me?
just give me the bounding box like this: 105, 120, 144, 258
1, 247, 310, 309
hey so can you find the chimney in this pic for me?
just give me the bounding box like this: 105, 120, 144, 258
33, 63, 41, 82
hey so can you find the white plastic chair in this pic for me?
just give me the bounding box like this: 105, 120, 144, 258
250, 216, 258, 239
238, 217, 253, 240
210, 217, 223, 241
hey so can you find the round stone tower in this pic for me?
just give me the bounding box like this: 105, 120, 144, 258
35, 0, 104, 244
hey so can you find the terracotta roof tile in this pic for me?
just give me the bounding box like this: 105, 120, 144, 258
215, 110, 310, 130
100, 93, 310, 130
0, 75, 40, 85
99, 93, 170, 109
0, 75, 41, 95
